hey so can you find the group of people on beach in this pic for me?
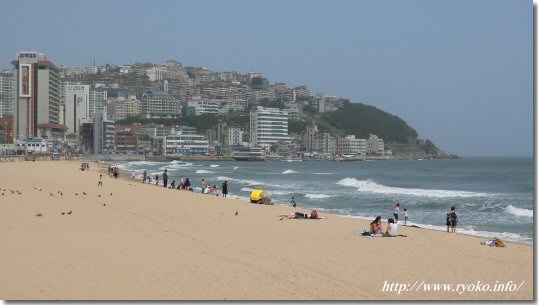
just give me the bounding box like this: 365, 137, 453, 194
107, 165, 120, 179
139, 168, 229, 197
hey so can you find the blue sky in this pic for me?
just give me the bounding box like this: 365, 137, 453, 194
0, 0, 533, 156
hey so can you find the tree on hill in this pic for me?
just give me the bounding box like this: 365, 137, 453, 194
320, 103, 418, 143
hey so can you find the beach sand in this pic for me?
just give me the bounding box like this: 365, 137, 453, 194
0, 161, 532, 300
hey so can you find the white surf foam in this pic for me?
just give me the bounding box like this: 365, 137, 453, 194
282, 169, 298, 174
196, 170, 216, 174
505, 205, 533, 218
233, 166, 239, 170
336, 178, 491, 198
305, 194, 337, 199
210, 164, 220, 168
312, 172, 334, 175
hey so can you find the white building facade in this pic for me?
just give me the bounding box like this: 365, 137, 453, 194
249, 106, 289, 146
64, 84, 90, 136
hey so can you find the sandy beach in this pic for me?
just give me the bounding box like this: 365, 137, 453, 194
0, 161, 532, 300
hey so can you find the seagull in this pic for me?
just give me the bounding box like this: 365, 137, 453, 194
67, 210, 72, 215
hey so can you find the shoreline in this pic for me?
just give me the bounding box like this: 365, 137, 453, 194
0, 160, 532, 300
110, 161, 533, 246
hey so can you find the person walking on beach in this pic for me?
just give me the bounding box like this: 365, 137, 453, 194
98, 174, 103, 186
201, 179, 207, 193
290, 196, 296, 208
155, 174, 159, 186
403, 208, 408, 225
393, 203, 401, 223
449, 206, 458, 233
143, 170, 147, 183
163, 169, 168, 188
222, 180, 228, 197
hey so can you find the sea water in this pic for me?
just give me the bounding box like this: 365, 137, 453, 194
116, 157, 534, 244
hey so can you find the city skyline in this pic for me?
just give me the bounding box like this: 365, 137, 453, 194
0, 0, 532, 156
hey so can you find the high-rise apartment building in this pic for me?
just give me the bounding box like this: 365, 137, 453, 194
140, 90, 181, 119
64, 84, 90, 136
12, 52, 65, 139
0, 70, 15, 118
107, 96, 140, 120
225, 127, 243, 146
249, 106, 288, 146
89, 86, 107, 119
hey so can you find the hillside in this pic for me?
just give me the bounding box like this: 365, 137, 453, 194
319, 102, 418, 143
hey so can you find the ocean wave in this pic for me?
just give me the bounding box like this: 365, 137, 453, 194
240, 187, 254, 192
196, 170, 216, 174
336, 178, 491, 198
312, 172, 334, 175
282, 169, 298, 174
505, 205, 533, 218
210, 164, 220, 168
310, 209, 532, 244
233, 167, 239, 170
305, 194, 337, 199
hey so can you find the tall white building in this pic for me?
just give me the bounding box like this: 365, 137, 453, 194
146, 67, 166, 82
89, 87, 107, 118
64, 84, 90, 136
12, 51, 65, 140
225, 127, 243, 146
0, 70, 15, 118
249, 106, 289, 146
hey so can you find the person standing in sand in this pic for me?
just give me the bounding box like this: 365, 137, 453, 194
449, 206, 458, 233
290, 196, 296, 208
201, 179, 206, 193
163, 169, 168, 188
221, 180, 228, 197
98, 174, 103, 186
393, 203, 401, 223
403, 208, 408, 225
155, 174, 159, 186
143, 170, 147, 183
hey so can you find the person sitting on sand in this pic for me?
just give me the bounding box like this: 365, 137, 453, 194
385, 218, 398, 237
370, 216, 383, 235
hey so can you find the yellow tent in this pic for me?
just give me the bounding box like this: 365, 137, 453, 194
250, 189, 272, 205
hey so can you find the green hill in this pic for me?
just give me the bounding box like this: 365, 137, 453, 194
319, 102, 418, 143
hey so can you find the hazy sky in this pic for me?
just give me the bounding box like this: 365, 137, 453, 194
0, 0, 532, 156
